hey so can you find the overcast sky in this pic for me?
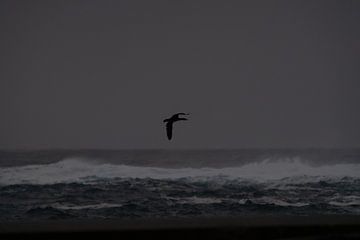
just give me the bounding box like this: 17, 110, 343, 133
1, 0, 359, 149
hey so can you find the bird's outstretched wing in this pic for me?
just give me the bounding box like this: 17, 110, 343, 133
166, 122, 173, 140
172, 112, 189, 118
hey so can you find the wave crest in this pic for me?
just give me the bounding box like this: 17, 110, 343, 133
0, 157, 359, 185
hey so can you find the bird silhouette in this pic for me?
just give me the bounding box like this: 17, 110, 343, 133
163, 113, 189, 140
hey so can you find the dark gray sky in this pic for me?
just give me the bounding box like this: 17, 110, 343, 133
1, 0, 360, 149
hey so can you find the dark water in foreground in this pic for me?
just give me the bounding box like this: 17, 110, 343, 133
0, 149, 359, 222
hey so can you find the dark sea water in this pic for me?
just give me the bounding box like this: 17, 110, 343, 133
0, 149, 360, 222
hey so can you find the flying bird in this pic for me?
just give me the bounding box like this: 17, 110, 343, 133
163, 113, 189, 140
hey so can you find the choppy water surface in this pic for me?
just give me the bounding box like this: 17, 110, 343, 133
0, 149, 359, 221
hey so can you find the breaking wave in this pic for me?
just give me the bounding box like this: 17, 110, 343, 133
0, 157, 359, 185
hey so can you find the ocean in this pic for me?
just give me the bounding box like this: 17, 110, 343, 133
0, 149, 359, 222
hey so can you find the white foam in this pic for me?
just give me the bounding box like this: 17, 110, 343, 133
0, 157, 359, 185
329, 196, 360, 207
178, 197, 223, 204
51, 203, 123, 210
244, 197, 310, 207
